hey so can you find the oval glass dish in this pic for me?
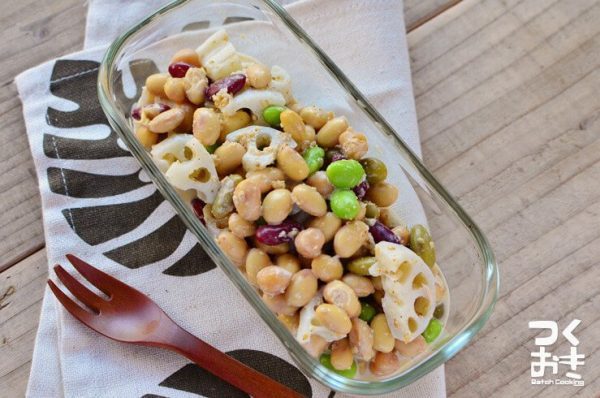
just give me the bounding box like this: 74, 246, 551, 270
97, 0, 499, 394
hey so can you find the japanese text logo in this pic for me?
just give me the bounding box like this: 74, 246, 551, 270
529, 319, 585, 387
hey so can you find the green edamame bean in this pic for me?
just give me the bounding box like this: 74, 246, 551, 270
410, 224, 436, 268
359, 302, 376, 323
262, 105, 285, 127
204, 143, 219, 154
303, 146, 325, 175
329, 190, 360, 220
433, 304, 444, 319
360, 158, 387, 184
326, 159, 365, 189
422, 318, 443, 343
364, 202, 380, 219
319, 353, 357, 378
211, 175, 242, 219
347, 256, 377, 276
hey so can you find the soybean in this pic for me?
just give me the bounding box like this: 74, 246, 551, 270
329, 190, 360, 220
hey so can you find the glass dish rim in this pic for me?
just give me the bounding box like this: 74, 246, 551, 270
97, 0, 500, 394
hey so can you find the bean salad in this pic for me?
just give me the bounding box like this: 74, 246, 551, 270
132, 29, 449, 380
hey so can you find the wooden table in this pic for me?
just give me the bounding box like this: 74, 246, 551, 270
1, 0, 599, 396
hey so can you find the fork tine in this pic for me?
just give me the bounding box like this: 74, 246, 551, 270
48, 280, 95, 324
53, 265, 105, 312
66, 254, 130, 297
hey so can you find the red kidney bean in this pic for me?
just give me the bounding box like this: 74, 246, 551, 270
206, 74, 246, 98
191, 198, 206, 226
353, 180, 370, 200
369, 220, 400, 244
256, 219, 303, 245
168, 62, 192, 78
131, 106, 141, 120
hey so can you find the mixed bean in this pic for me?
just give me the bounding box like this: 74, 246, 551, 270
132, 29, 449, 380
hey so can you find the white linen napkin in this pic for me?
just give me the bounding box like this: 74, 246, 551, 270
19, 0, 445, 396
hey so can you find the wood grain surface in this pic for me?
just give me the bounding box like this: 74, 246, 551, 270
2, 0, 600, 397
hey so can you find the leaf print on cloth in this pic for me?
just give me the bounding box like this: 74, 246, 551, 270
155, 350, 313, 397
45, 59, 214, 276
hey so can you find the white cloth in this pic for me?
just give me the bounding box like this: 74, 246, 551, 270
18, 0, 445, 397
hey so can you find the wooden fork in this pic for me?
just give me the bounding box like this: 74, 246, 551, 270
48, 254, 304, 398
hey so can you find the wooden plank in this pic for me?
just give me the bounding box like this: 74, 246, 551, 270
407, 0, 600, 395
0, 249, 47, 398
0, 0, 86, 270
404, 0, 462, 32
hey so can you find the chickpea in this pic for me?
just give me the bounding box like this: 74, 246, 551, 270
366, 182, 399, 208
339, 129, 368, 159
294, 228, 325, 259
371, 314, 395, 353
217, 231, 248, 267
262, 189, 293, 225
246, 167, 286, 193
214, 141, 245, 176
232, 179, 262, 221
184, 67, 208, 105
395, 335, 427, 357
331, 338, 354, 371
392, 224, 410, 245
135, 125, 158, 148
349, 318, 375, 361
333, 221, 369, 258
300, 106, 329, 129
277, 145, 309, 181
303, 125, 316, 145
316, 117, 348, 147
257, 266, 292, 295
285, 269, 318, 307
164, 77, 187, 103
193, 108, 220, 146
246, 63, 271, 89
354, 202, 367, 221
278, 313, 299, 334
323, 280, 361, 317
171, 48, 201, 66
220, 110, 251, 139
245, 248, 271, 286
291, 184, 327, 217
306, 171, 334, 198
145, 73, 168, 97
262, 293, 297, 316
228, 212, 256, 238
302, 334, 329, 358
311, 254, 343, 282
254, 239, 290, 255
369, 351, 401, 377
341, 274, 375, 297
315, 304, 352, 335
280, 109, 306, 144
276, 254, 301, 274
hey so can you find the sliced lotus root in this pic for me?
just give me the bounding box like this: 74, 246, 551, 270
220, 88, 286, 122
370, 242, 436, 343
151, 135, 220, 203
226, 125, 295, 171
195, 29, 241, 81
296, 290, 346, 344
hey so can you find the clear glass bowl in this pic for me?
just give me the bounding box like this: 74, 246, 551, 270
97, 0, 499, 394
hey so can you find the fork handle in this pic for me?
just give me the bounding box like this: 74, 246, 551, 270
165, 327, 305, 398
